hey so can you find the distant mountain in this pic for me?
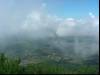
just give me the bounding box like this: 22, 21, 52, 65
0, 35, 99, 65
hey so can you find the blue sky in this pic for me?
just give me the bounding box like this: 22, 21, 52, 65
0, 0, 99, 19
44, 0, 99, 18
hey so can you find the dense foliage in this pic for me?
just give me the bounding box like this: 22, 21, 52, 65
0, 53, 99, 74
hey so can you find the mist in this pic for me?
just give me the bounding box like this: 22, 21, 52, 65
0, 0, 99, 58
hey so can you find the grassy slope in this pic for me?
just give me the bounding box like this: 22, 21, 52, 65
0, 53, 99, 74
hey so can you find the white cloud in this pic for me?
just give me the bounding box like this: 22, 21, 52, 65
20, 10, 99, 38
89, 12, 95, 19
0, 1, 98, 38
0, 6, 99, 38
64, 18, 77, 26
30, 12, 41, 21
56, 18, 78, 36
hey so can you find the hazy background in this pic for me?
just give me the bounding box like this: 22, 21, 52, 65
0, 0, 99, 58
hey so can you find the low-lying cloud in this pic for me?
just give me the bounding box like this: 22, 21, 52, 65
0, 2, 99, 57
20, 10, 99, 38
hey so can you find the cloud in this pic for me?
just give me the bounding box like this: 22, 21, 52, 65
0, 0, 98, 38
89, 12, 95, 19
0, 5, 99, 38
56, 18, 78, 36
64, 18, 77, 26
56, 15, 99, 37
0, 0, 99, 58
0, 3, 99, 57
17, 9, 99, 39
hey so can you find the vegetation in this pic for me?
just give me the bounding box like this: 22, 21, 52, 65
0, 53, 99, 74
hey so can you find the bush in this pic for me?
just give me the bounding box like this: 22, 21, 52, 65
0, 53, 99, 74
